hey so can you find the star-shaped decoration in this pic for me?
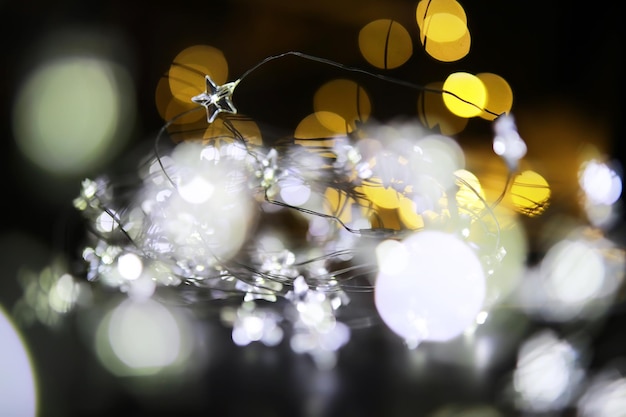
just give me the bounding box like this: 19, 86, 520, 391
191, 75, 240, 123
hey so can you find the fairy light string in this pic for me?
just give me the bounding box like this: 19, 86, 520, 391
69, 48, 541, 366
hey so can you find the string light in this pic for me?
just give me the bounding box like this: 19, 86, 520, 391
12, 4, 626, 414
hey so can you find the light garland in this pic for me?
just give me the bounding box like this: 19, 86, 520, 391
70, 51, 533, 369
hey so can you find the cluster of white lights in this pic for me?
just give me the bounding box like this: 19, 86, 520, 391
73, 102, 533, 368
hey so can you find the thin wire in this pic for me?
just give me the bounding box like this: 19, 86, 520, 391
237, 51, 501, 118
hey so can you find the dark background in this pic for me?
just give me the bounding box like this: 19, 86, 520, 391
0, 1, 624, 416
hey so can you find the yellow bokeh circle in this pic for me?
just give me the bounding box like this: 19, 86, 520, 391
442, 72, 487, 118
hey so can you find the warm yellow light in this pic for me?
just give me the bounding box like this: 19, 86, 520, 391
361, 177, 403, 209
155, 76, 203, 125
168, 45, 229, 103
203, 117, 263, 147
416, 0, 467, 32
455, 169, 485, 211
358, 19, 413, 69
324, 187, 369, 225
418, 81, 468, 135
423, 30, 471, 62
476, 73, 514, 120
313, 79, 371, 132
416, 0, 469, 62
442, 72, 487, 118
422, 14, 467, 43
510, 170, 551, 217
295, 112, 348, 139
398, 196, 425, 229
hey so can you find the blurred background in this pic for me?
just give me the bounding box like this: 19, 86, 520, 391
0, 1, 624, 416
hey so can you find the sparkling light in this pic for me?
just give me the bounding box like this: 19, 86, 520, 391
375, 230, 486, 346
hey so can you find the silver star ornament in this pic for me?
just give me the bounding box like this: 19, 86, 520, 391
191, 75, 240, 123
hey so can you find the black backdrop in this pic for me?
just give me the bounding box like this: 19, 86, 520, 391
0, 1, 624, 416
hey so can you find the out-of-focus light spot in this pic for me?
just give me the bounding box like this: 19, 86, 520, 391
477, 208, 528, 309
117, 253, 143, 281
418, 82, 468, 135
442, 72, 487, 118
542, 239, 605, 305
13, 55, 134, 176
580, 160, 622, 206
0, 306, 37, 417
579, 369, 626, 417
14, 260, 89, 327
416, 0, 470, 62
492, 114, 527, 171
375, 230, 485, 346
155, 44, 228, 126
513, 330, 584, 413
323, 187, 369, 227
475, 311, 489, 325
523, 229, 625, 322
48, 273, 82, 313
313, 79, 371, 133
476, 73, 514, 121
96, 210, 118, 233
423, 13, 467, 43
96, 298, 192, 376
509, 170, 551, 216
362, 177, 403, 209
155, 75, 204, 125
279, 175, 311, 206
413, 134, 466, 190
424, 29, 471, 62
202, 117, 263, 147
376, 239, 409, 275
398, 196, 425, 229
416, 0, 467, 34
295, 112, 348, 139
168, 45, 228, 103
455, 169, 485, 211
140, 141, 255, 266
358, 19, 413, 69
178, 175, 215, 204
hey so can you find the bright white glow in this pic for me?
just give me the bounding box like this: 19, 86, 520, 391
105, 298, 183, 371
580, 160, 622, 206
0, 306, 37, 417
279, 176, 311, 206
542, 240, 605, 305
48, 274, 80, 313
375, 230, 486, 345
375, 239, 409, 275
579, 372, 626, 417
475, 311, 489, 324
117, 253, 143, 280
514, 331, 582, 412
178, 175, 215, 204
411, 135, 465, 190
96, 211, 118, 233
492, 114, 527, 169
139, 141, 255, 266
13, 55, 134, 175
